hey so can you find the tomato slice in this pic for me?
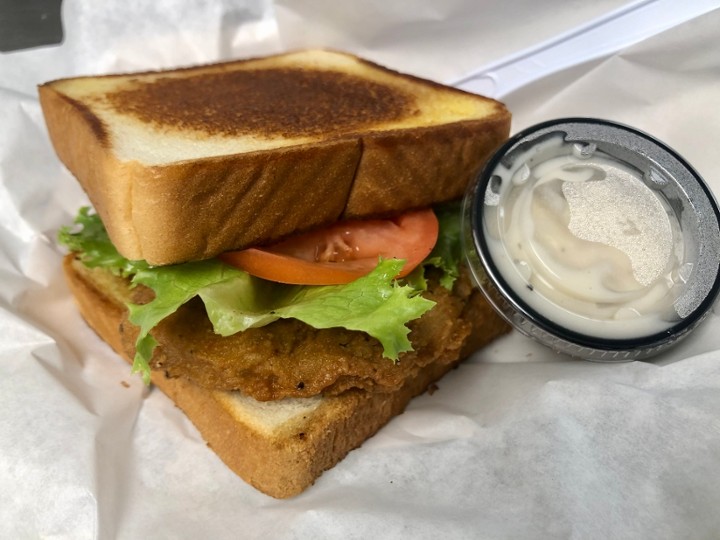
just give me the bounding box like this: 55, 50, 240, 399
220, 209, 439, 285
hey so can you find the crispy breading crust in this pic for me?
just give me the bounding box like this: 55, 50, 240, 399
118, 267, 508, 400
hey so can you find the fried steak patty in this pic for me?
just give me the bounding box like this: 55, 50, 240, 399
71, 257, 508, 401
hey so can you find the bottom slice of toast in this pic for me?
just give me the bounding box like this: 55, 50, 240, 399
62, 254, 506, 498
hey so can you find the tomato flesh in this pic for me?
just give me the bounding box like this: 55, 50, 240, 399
220, 209, 439, 285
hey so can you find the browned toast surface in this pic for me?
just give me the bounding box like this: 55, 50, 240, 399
103, 68, 416, 139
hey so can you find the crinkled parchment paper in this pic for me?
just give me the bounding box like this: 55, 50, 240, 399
1, 1, 719, 538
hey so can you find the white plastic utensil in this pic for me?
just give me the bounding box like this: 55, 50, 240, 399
452, 0, 720, 98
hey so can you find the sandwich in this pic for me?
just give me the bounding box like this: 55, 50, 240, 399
39, 49, 511, 498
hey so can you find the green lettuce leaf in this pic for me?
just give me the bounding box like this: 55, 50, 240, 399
127, 259, 243, 383
59, 209, 437, 383
58, 207, 148, 276
419, 202, 464, 289
199, 258, 432, 359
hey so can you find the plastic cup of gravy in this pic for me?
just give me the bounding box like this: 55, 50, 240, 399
463, 118, 720, 360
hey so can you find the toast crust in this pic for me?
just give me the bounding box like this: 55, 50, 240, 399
62, 254, 507, 498
40, 50, 510, 265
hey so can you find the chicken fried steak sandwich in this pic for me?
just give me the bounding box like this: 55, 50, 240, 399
40, 49, 511, 497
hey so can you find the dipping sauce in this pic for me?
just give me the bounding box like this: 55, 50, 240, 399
484, 134, 683, 339
465, 118, 720, 360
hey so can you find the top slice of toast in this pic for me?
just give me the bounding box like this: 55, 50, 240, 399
40, 49, 510, 265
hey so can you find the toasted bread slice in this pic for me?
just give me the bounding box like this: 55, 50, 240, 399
62, 254, 508, 498
40, 50, 510, 265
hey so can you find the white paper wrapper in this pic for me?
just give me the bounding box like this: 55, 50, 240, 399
2, 1, 720, 538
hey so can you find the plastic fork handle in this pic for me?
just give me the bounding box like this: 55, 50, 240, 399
452, 0, 720, 98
